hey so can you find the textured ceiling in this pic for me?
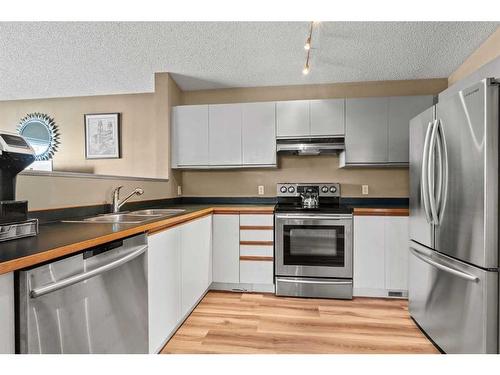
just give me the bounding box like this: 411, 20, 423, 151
0, 22, 498, 100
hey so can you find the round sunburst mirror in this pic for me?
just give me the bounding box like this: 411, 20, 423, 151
17, 113, 60, 161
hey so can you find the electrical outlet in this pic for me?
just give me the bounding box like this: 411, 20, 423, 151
362, 185, 369, 195
177, 185, 182, 196
258, 185, 265, 195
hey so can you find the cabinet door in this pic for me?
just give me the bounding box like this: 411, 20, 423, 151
173, 105, 209, 166
181, 215, 212, 316
353, 216, 385, 291
209, 104, 242, 165
385, 217, 409, 291
212, 214, 240, 283
242, 102, 276, 165
388, 95, 433, 163
345, 97, 388, 164
310, 99, 345, 136
240, 260, 274, 284
0, 272, 14, 354
147, 227, 181, 353
276, 100, 310, 138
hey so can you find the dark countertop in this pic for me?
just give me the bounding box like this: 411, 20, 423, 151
0, 204, 275, 275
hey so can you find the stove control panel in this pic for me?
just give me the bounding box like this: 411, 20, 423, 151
276, 183, 340, 197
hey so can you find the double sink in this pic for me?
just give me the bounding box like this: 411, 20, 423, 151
65, 208, 186, 224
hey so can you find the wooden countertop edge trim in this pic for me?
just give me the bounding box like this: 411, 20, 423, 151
1, 206, 273, 275
240, 226, 274, 230
240, 255, 274, 261
213, 208, 274, 214
240, 241, 274, 246
353, 208, 409, 217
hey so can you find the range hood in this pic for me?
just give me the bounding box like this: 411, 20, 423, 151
276, 137, 345, 155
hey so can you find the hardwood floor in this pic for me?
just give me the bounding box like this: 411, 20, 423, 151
161, 291, 439, 354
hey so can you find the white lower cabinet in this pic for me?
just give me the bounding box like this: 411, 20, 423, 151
212, 214, 240, 283
0, 272, 14, 354
240, 260, 274, 284
147, 227, 182, 354
180, 215, 213, 316
353, 215, 409, 297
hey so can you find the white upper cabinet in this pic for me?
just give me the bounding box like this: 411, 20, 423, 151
310, 99, 345, 136
276, 100, 310, 138
387, 95, 434, 163
341, 95, 433, 167
242, 102, 276, 165
209, 104, 242, 166
173, 105, 209, 167
344, 97, 389, 164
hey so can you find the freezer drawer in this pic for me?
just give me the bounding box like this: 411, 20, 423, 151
408, 241, 498, 353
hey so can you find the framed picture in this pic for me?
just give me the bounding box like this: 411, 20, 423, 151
84, 113, 121, 159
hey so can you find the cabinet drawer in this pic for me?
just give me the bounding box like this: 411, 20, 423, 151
240, 260, 274, 284
240, 214, 274, 226
240, 229, 273, 242
240, 245, 274, 257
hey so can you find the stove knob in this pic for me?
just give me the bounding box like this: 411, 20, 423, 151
321, 186, 329, 193
330, 186, 337, 193
280, 186, 287, 193
288, 186, 295, 193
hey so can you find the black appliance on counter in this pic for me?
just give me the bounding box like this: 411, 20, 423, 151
274, 183, 353, 299
0, 132, 38, 241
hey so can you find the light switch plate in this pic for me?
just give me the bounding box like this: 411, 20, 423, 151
362, 185, 369, 195
258, 185, 264, 195
177, 185, 182, 196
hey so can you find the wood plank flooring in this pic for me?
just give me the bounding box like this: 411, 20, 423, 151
161, 291, 439, 354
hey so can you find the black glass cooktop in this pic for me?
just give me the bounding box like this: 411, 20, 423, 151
274, 203, 352, 215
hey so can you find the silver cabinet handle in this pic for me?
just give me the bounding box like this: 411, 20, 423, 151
427, 119, 440, 224
30, 244, 148, 298
409, 244, 478, 282
276, 278, 352, 285
421, 121, 433, 224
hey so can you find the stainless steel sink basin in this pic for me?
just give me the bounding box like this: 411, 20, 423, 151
83, 214, 157, 223
130, 209, 186, 216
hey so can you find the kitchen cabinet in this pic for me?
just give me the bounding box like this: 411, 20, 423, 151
242, 102, 276, 165
385, 216, 409, 291
344, 97, 389, 164
147, 227, 181, 353
353, 215, 409, 297
310, 99, 345, 136
212, 214, 240, 283
387, 95, 434, 163
240, 260, 274, 284
341, 95, 433, 167
181, 215, 213, 316
172, 105, 209, 167
209, 104, 242, 165
0, 272, 14, 354
276, 100, 310, 137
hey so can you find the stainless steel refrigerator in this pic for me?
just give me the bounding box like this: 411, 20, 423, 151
409, 78, 499, 354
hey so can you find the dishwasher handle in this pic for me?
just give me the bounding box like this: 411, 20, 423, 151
29, 244, 148, 298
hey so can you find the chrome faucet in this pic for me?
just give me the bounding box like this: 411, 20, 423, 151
112, 186, 144, 213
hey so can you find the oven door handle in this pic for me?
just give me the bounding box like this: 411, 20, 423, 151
275, 214, 353, 220
276, 278, 352, 285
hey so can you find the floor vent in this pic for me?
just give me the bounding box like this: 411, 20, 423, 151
388, 291, 403, 297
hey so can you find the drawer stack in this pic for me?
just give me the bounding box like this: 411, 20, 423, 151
239, 214, 274, 285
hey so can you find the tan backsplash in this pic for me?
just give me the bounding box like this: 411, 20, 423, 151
182, 155, 409, 198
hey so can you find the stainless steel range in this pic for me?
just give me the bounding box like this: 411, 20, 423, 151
274, 183, 353, 299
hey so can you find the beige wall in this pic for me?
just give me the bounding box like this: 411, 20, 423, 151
2, 73, 182, 210
448, 27, 500, 85
180, 78, 447, 198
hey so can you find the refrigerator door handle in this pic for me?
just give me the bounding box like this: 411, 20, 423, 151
428, 119, 440, 224
421, 121, 433, 224
437, 120, 449, 224
409, 244, 479, 282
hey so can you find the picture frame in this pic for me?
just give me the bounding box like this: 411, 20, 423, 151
84, 113, 121, 159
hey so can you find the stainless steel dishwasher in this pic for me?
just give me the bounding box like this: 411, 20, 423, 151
17, 234, 148, 354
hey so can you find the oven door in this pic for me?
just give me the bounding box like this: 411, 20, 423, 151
275, 214, 352, 278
